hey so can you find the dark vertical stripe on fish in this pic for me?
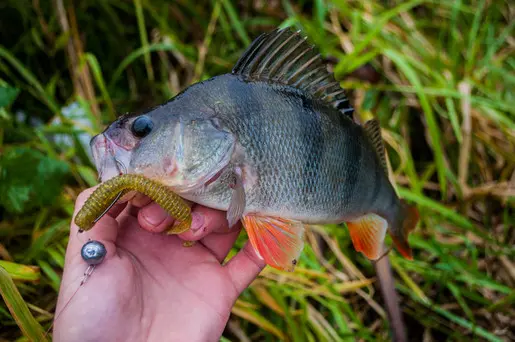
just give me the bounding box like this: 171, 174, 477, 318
371, 156, 383, 206
342, 127, 361, 209
242, 82, 270, 204
300, 96, 323, 203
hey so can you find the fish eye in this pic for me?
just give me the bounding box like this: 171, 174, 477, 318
131, 116, 153, 138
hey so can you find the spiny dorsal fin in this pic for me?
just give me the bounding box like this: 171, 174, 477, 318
232, 28, 354, 118
364, 119, 387, 171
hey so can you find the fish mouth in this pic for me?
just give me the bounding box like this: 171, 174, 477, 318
90, 133, 140, 204
90, 134, 131, 182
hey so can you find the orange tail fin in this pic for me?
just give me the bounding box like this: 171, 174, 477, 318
391, 200, 419, 260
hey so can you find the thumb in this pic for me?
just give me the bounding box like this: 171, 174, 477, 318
224, 241, 266, 295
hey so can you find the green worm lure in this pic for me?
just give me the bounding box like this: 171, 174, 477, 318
74, 174, 192, 234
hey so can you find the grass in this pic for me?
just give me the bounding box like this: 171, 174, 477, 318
0, 0, 514, 341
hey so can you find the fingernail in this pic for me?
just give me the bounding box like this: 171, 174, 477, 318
190, 212, 205, 232
143, 205, 168, 226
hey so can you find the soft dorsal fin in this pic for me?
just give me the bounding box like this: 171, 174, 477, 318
364, 119, 387, 171
232, 28, 354, 118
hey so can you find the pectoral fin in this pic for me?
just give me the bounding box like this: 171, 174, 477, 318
226, 168, 246, 228
242, 215, 305, 272
347, 214, 387, 260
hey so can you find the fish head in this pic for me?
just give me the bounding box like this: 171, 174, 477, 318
90, 108, 235, 193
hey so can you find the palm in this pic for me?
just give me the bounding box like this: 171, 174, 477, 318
54, 190, 264, 342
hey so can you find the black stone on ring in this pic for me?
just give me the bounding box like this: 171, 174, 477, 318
81, 240, 107, 266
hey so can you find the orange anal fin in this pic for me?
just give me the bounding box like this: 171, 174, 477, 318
347, 214, 387, 260
242, 215, 305, 272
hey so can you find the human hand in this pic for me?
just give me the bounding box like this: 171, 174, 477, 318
54, 188, 265, 342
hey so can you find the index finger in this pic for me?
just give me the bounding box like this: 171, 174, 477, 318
137, 201, 233, 239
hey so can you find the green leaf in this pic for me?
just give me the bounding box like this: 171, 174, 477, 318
133, 0, 154, 81
0, 147, 70, 213
77, 165, 99, 187
109, 43, 180, 90
0, 267, 47, 342
221, 0, 251, 45
83, 53, 116, 121
0, 84, 20, 108
0, 261, 40, 282
37, 260, 61, 292
23, 220, 68, 262
397, 187, 496, 243
314, 0, 327, 31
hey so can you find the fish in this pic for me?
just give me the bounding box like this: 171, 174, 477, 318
89, 28, 419, 271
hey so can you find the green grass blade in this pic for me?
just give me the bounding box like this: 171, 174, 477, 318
399, 283, 503, 342
109, 43, 180, 89
37, 260, 60, 292
133, 0, 154, 81
314, 0, 327, 32
479, 17, 515, 68
448, 0, 462, 73
444, 97, 462, 143
344, 82, 515, 117
0, 261, 40, 282
334, 0, 423, 75
0, 267, 47, 342
397, 187, 495, 243
23, 220, 68, 263
0, 46, 60, 115
465, 0, 485, 74
83, 53, 116, 121
447, 282, 474, 322
47, 248, 65, 269
487, 290, 515, 312
231, 304, 286, 340
385, 49, 448, 196
431, 305, 502, 342
221, 0, 251, 45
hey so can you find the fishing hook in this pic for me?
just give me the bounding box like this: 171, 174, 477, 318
92, 191, 124, 224
114, 155, 127, 175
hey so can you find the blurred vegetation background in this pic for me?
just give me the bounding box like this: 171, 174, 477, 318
0, 0, 514, 341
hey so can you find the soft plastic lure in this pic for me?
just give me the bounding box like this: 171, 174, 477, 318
74, 174, 192, 233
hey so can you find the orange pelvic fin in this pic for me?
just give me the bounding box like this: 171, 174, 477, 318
242, 215, 305, 272
226, 167, 246, 228
347, 214, 387, 260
